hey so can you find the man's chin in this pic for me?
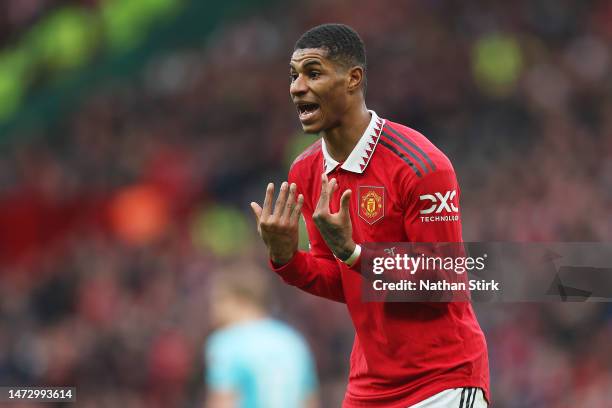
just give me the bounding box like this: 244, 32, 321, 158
300, 121, 323, 134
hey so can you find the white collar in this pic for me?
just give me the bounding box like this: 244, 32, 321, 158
321, 110, 385, 174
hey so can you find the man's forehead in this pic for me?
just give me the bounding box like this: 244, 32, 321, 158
290, 48, 330, 66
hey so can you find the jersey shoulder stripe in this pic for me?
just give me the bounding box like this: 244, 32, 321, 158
380, 130, 428, 176
378, 138, 423, 178
383, 122, 437, 173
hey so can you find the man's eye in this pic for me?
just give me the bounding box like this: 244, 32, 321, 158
290, 73, 298, 82
309, 71, 320, 79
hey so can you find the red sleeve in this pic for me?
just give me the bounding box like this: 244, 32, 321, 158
403, 167, 463, 242
269, 165, 346, 303
398, 167, 468, 300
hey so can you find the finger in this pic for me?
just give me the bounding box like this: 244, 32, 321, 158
261, 183, 275, 218
339, 189, 352, 216
290, 194, 305, 223
273, 181, 289, 217
330, 178, 339, 197
250, 202, 262, 224
316, 173, 330, 212
281, 183, 297, 221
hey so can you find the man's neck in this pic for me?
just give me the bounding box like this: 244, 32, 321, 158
321, 103, 371, 163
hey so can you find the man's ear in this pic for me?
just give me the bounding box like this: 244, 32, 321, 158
347, 66, 364, 93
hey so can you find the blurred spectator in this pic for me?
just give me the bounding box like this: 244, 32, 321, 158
205, 264, 319, 408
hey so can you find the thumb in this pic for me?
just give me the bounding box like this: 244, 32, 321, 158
250, 202, 263, 224
339, 189, 352, 217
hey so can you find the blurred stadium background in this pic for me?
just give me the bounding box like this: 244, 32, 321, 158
0, 0, 611, 406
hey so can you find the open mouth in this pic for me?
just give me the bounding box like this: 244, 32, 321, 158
296, 103, 321, 122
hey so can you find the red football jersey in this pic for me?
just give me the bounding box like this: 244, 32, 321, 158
271, 111, 490, 407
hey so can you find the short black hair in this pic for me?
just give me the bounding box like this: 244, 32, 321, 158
295, 23, 367, 90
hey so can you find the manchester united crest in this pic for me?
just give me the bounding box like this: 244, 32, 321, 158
359, 186, 385, 224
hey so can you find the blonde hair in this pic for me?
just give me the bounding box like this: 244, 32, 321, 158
210, 262, 269, 308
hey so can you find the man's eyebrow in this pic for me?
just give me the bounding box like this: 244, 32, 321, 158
289, 59, 323, 69
303, 60, 322, 68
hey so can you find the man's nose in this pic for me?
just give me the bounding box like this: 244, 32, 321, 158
290, 75, 308, 96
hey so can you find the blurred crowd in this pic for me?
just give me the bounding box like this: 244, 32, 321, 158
0, 0, 611, 407
0, 0, 100, 48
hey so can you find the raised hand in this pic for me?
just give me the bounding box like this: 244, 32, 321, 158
312, 173, 356, 261
251, 182, 304, 265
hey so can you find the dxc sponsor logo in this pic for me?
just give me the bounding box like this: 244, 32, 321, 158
419, 190, 459, 223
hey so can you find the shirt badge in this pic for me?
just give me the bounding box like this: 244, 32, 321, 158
359, 186, 385, 224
